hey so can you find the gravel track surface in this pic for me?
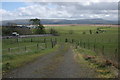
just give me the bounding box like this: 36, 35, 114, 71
3, 44, 96, 78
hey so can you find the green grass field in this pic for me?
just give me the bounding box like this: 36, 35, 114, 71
45, 25, 118, 62
2, 25, 118, 73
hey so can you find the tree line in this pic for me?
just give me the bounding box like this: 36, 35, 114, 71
2, 18, 59, 36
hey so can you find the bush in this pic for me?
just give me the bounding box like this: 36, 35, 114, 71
49, 28, 59, 36
2, 26, 33, 36
89, 30, 92, 34
2, 27, 13, 36
34, 28, 46, 34
14, 27, 32, 35
34, 25, 46, 34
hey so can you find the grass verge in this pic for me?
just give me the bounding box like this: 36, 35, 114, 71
73, 45, 118, 78
2, 44, 59, 75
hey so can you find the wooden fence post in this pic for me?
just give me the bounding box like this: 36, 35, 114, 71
24, 38, 26, 42
55, 38, 57, 44
17, 38, 19, 43
51, 39, 54, 48
45, 42, 47, 48
31, 38, 33, 42
72, 39, 74, 43
65, 38, 68, 42
37, 44, 39, 49
8, 48, 11, 53
102, 46, 104, 55
88, 39, 89, 49
93, 44, 96, 51
84, 42, 85, 48
44, 38, 46, 43
114, 48, 118, 58
25, 46, 27, 52
115, 48, 117, 54
80, 40, 82, 47
52, 41, 54, 48
78, 41, 80, 46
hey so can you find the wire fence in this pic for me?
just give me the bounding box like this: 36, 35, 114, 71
2, 43, 45, 54
2, 38, 58, 54
66, 38, 118, 63
2, 37, 118, 63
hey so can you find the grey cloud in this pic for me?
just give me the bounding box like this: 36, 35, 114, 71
35, 2, 118, 10
33, 2, 118, 20
1, 2, 118, 20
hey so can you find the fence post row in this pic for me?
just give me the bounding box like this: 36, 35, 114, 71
5, 37, 116, 60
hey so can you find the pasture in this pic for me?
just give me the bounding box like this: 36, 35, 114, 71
46, 25, 118, 62
3, 25, 118, 62
2, 25, 118, 78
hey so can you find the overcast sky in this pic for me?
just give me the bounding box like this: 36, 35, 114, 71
0, 0, 119, 21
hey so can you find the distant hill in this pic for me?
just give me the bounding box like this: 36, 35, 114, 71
0, 18, 118, 26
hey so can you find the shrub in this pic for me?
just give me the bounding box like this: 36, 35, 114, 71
89, 30, 92, 34
2, 27, 13, 36
49, 28, 59, 36
2, 26, 33, 36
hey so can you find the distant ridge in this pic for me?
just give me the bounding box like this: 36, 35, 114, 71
0, 18, 118, 26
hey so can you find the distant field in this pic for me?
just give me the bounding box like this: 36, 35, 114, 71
45, 25, 118, 34
44, 24, 118, 27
